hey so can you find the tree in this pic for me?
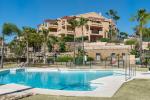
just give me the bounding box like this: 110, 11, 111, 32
106, 9, 120, 40
142, 28, 150, 41
47, 35, 58, 52
28, 32, 43, 63
79, 17, 88, 64
1, 23, 20, 68
63, 35, 74, 42
47, 40, 53, 52
131, 9, 150, 62
9, 39, 26, 63
125, 39, 140, 57
68, 18, 79, 64
148, 44, 150, 50
120, 32, 128, 40
125, 39, 138, 45
134, 26, 150, 41
39, 28, 49, 64
106, 9, 120, 24
59, 41, 66, 52
22, 27, 36, 65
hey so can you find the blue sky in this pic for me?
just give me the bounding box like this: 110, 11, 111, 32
0, 0, 150, 42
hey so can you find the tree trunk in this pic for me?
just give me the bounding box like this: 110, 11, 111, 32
43, 42, 46, 64
1, 34, 4, 68
33, 47, 35, 64
73, 29, 76, 66
109, 25, 112, 41
139, 31, 143, 65
26, 41, 29, 66
82, 26, 84, 65
17, 57, 20, 64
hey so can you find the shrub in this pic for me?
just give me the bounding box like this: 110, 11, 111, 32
59, 42, 66, 52
75, 56, 83, 65
75, 56, 94, 65
64, 35, 74, 42
125, 39, 137, 45
87, 57, 94, 61
99, 38, 110, 42
76, 36, 88, 42
56, 56, 73, 62
47, 57, 54, 63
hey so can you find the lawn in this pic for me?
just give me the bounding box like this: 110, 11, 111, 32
21, 79, 150, 100
5, 63, 17, 67
0, 63, 18, 69
136, 67, 149, 72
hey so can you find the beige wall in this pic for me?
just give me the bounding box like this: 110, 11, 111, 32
142, 42, 150, 50
84, 42, 131, 60
86, 49, 130, 60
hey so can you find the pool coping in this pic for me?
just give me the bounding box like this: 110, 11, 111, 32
0, 68, 126, 97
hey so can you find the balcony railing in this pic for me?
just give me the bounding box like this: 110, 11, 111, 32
48, 24, 58, 28
49, 32, 58, 35
91, 30, 99, 34
91, 22, 102, 26
87, 21, 102, 26
67, 31, 74, 34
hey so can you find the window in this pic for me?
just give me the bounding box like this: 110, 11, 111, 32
96, 53, 101, 61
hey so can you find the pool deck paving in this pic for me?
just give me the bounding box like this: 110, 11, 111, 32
0, 68, 150, 97
0, 84, 32, 95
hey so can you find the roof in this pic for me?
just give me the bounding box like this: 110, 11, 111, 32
61, 16, 76, 20
61, 12, 112, 22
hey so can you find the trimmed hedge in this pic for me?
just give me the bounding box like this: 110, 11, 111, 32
55, 56, 73, 62
75, 56, 94, 65
99, 38, 110, 42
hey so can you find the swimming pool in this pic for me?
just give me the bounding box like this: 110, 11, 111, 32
0, 69, 122, 91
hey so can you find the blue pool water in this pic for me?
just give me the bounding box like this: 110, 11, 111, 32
0, 69, 115, 91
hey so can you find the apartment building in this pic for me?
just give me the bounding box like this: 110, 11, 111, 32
38, 12, 116, 42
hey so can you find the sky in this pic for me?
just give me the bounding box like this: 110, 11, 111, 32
0, 0, 150, 42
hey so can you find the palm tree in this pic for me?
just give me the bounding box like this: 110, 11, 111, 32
28, 32, 43, 64
22, 27, 36, 66
131, 9, 150, 63
1, 23, 20, 68
79, 17, 88, 64
68, 18, 79, 65
106, 9, 120, 40
9, 39, 26, 63
120, 32, 128, 40
40, 28, 49, 64
125, 39, 139, 49
142, 28, 150, 41
49, 35, 58, 51
106, 9, 120, 24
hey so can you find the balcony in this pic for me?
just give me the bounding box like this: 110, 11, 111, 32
90, 30, 99, 34
49, 32, 58, 36
88, 21, 102, 27
91, 22, 102, 26
67, 31, 74, 34
48, 24, 58, 28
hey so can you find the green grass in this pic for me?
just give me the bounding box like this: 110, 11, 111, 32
0, 63, 17, 69
136, 67, 149, 72
21, 79, 150, 100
